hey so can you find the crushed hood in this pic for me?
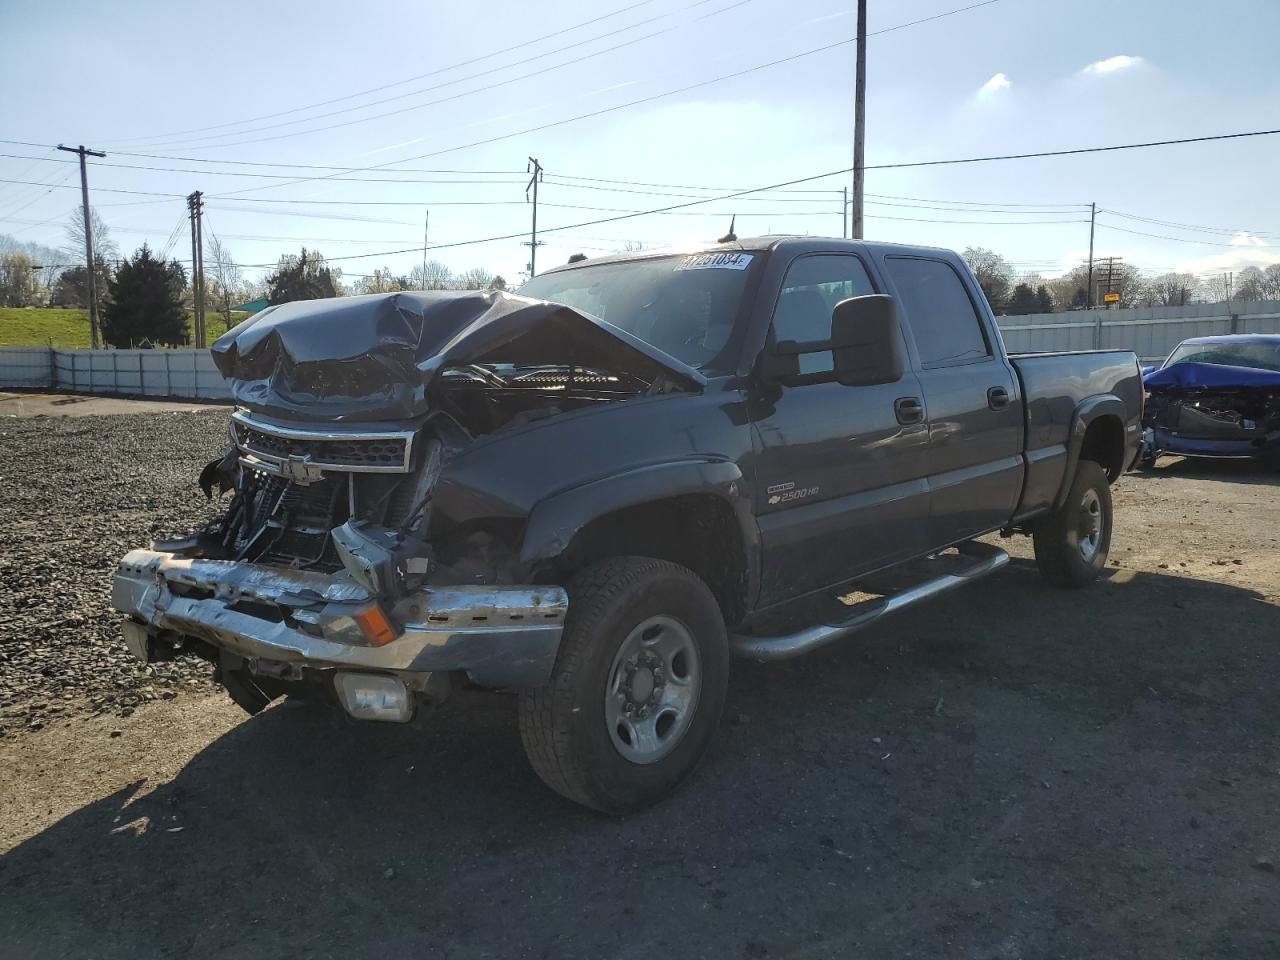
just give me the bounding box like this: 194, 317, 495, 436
211, 290, 705, 420
1144, 361, 1280, 392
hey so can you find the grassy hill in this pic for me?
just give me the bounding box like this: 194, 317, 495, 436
0, 307, 248, 349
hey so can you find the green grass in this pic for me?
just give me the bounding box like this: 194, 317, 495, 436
0, 307, 249, 349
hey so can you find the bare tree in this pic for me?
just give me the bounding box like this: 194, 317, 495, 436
1147, 273, 1200, 307
1235, 266, 1265, 302
1203, 273, 1234, 304
456, 267, 494, 290
961, 247, 1012, 311
354, 267, 410, 295
1049, 262, 1147, 310
1236, 264, 1280, 301
206, 234, 247, 333
61, 205, 118, 263
409, 259, 452, 290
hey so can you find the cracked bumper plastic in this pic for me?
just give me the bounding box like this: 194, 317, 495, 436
111, 549, 567, 687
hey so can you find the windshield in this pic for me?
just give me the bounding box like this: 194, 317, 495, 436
1164, 340, 1280, 373
518, 252, 759, 371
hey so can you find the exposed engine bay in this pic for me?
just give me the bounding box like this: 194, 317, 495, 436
1141, 355, 1280, 464
176, 290, 704, 596
1143, 388, 1280, 441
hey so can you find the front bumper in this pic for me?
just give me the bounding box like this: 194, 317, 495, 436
112, 549, 567, 688
1143, 425, 1276, 460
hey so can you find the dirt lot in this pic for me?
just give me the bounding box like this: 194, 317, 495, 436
1, 409, 1278, 959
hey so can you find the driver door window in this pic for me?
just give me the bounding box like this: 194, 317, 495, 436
772, 255, 876, 374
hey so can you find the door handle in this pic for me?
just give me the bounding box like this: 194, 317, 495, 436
895, 396, 924, 425
987, 386, 1010, 410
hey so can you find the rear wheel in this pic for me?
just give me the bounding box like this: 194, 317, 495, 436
518, 556, 729, 813
1032, 459, 1113, 588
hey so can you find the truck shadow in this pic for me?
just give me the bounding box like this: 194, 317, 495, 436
3, 561, 1279, 959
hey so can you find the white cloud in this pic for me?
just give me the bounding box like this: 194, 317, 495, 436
1230, 232, 1267, 247
1082, 55, 1144, 75
977, 73, 1012, 98
1175, 249, 1280, 273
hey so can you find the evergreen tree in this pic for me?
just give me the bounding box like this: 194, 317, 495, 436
1005, 283, 1040, 316
100, 245, 188, 347
1034, 284, 1053, 314
266, 248, 339, 304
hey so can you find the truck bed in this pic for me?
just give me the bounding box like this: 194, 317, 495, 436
1010, 349, 1143, 519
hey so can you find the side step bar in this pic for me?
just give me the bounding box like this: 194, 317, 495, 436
731, 542, 1010, 661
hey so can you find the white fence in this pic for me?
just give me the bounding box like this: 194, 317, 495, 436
3, 300, 1280, 400
0, 347, 231, 400
997, 300, 1280, 361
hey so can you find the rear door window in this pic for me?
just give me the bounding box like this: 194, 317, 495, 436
885, 257, 991, 367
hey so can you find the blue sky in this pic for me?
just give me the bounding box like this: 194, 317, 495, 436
2, 0, 1278, 287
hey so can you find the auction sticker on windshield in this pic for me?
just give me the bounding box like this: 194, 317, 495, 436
675, 252, 753, 271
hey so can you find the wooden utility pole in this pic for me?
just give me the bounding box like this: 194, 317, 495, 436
195, 194, 205, 348
57, 144, 106, 349
851, 0, 866, 239
525, 157, 544, 277
187, 191, 206, 348
1086, 201, 1096, 309
422, 212, 429, 290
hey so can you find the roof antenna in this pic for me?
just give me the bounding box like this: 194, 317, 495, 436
717, 215, 737, 244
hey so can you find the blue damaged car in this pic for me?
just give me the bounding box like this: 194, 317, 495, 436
1139, 334, 1280, 469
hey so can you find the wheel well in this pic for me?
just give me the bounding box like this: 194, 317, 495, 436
1080, 415, 1125, 481
557, 495, 749, 625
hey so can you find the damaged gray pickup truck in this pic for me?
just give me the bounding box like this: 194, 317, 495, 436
113, 237, 1143, 812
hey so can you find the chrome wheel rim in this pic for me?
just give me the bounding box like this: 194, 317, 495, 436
604, 615, 701, 765
1076, 488, 1103, 562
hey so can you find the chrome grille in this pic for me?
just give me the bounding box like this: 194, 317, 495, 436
231, 411, 414, 474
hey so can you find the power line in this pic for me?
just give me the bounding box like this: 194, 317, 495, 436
866, 191, 1091, 209
128, 0, 747, 152
0, 153, 531, 184
1099, 207, 1275, 238
198, 0, 1005, 198
539, 201, 1086, 222
231, 126, 1280, 265
97, 0, 664, 145
862, 129, 1280, 172
1095, 221, 1277, 248
270, 72, 1278, 199
0, 142, 528, 175
0, 176, 532, 207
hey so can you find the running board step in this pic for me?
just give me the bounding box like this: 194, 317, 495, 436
731, 542, 1010, 661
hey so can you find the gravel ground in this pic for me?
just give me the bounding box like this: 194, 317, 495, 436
1, 411, 1278, 959
0, 411, 229, 733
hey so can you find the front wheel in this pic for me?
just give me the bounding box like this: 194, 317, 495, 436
1032, 459, 1113, 588
517, 556, 729, 813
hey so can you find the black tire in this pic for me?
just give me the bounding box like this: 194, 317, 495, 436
1260, 444, 1280, 473
518, 556, 729, 813
1032, 459, 1113, 588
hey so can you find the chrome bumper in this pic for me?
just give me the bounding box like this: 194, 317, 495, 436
112, 549, 567, 687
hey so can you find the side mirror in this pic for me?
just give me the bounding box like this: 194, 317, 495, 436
830, 294, 904, 386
